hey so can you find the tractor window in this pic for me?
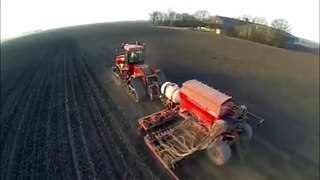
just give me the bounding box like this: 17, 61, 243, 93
128, 50, 144, 63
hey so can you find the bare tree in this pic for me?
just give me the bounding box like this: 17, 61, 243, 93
252, 16, 268, 25
168, 9, 176, 26
194, 10, 210, 22
269, 19, 292, 47
175, 13, 183, 21
181, 13, 196, 22
271, 19, 291, 33
149, 11, 163, 25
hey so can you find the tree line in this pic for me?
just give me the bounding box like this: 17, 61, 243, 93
150, 10, 210, 27
149, 10, 293, 47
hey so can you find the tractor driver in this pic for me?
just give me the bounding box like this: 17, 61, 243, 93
130, 52, 138, 63
129, 50, 144, 63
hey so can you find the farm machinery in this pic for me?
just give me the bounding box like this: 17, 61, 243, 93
138, 80, 264, 179
112, 42, 166, 102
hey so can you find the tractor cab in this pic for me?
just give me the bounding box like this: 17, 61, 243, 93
116, 42, 145, 66
126, 46, 145, 64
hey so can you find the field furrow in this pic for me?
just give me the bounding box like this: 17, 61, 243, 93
72, 51, 121, 179
55, 53, 77, 180
62, 53, 82, 180
67, 51, 97, 179
45, 49, 62, 178
30, 50, 61, 179
0, 50, 48, 113
74, 53, 129, 180
15, 55, 52, 179
0, 51, 49, 152
3, 51, 51, 180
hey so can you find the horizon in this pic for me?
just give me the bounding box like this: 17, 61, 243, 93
1, 0, 319, 43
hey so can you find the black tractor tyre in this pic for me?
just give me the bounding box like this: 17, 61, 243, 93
156, 71, 166, 85
207, 139, 232, 165
129, 77, 147, 102
112, 66, 122, 86
235, 122, 253, 142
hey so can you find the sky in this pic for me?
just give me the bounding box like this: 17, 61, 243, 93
1, 0, 319, 42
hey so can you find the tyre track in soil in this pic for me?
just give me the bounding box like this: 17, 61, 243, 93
2, 48, 53, 180
1, 56, 36, 110
0, 50, 47, 112
0, 51, 50, 153
65, 49, 97, 179
77, 48, 164, 180
62, 52, 82, 180
13, 52, 52, 179
70, 48, 127, 179
28, 54, 55, 179
68, 54, 112, 179
30, 46, 62, 179
74, 49, 133, 180
45, 47, 61, 179
55, 50, 77, 180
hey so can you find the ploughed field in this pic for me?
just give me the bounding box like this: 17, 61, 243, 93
1, 22, 319, 180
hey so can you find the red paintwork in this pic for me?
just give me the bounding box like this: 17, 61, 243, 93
138, 106, 179, 131
138, 80, 236, 130
179, 80, 234, 126
115, 60, 157, 82
115, 55, 125, 64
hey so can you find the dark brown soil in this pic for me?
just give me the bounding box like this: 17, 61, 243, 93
1, 22, 319, 180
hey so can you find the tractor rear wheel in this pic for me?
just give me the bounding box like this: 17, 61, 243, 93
128, 77, 147, 102
207, 139, 232, 165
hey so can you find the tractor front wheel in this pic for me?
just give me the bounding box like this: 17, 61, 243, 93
112, 67, 122, 86
207, 139, 232, 165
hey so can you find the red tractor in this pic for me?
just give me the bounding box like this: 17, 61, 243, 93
138, 80, 264, 179
112, 42, 166, 102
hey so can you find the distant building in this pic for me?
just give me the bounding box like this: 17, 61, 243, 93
289, 38, 319, 49
201, 15, 318, 51
235, 24, 272, 40
234, 23, 299, 44
207, 15, 248, 34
